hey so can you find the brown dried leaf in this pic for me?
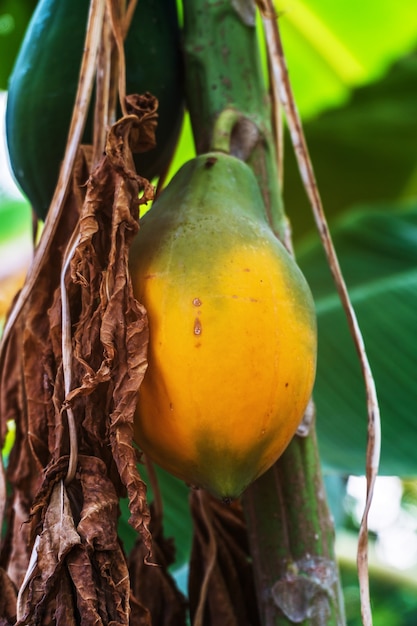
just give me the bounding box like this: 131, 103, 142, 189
0, 151, 90, 591
15, 457, 133, 626
65, 538, 131, 625
66, 112, 153, 551
16, 481, 80, 623
76, 456, 120, 551
124, 93, 159, 155
129, 503, 188, 626
54, 570, 77, 626
189, 491, 260, 626
129, 593, 152, 626
0, 567, 17, 624
1, 100, 156, 622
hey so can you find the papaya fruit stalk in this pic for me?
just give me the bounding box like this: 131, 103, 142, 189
182, 1, 346, 624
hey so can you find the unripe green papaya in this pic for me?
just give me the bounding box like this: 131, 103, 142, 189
6, 0, 183, 220
129, 152, 317, 500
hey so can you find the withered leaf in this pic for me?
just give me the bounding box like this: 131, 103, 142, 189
189, 491, 261, 626
129, 593, 152, 626
0, 95, 157, 623
67, 112, 153, 552
124, 93, 159, 155
129, 502, 188, 626
54, 569, 77, 626
0, 148, 90, 595
76, 456, 119, 550
0, 567, 17, 624
16, 481, 80, 623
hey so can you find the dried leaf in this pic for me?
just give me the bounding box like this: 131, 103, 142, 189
129, 593, 152, 626
65, 112, 153, 551
124, 93, 159, 155
129, 503, 188, 626
0, 567, 17, 624
16, 481, 81, 623
1, 101, 156, 622
0, 0, 164, 621
189, 491, 260, 626
0, 150, 90, 594
76, 456, 120, 551
54, 571, 77, 626
257, 5, 381, 624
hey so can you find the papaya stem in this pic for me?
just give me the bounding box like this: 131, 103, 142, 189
243, 426, 345, 625
211, 107, 260, 161
182, 0, 286, 240
211, 107, 242, 153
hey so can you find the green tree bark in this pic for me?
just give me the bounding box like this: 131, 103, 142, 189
182, 0, 285, 240
182, 1, 346, 624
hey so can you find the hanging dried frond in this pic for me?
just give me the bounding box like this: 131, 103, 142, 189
129, 499, 188, 626
188, 491, 261, 626
0, 96, 157, 623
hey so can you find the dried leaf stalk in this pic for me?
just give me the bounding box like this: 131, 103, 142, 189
188, 491, 261, 626
257, 2, 381, 624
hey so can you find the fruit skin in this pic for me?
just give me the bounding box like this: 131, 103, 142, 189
6, 0, 183, 220
130, 152, 317, 500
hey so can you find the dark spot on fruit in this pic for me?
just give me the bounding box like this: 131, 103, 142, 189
222, 496, 234, 505
205, 156, 217, 168
285, 382, 289, 388
243, 268, 250, 272
169, 402, 174, 411
194, 318, 202, 335
195, 342, 202, 348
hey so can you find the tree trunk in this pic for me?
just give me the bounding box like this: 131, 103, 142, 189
182, 1, 346, 623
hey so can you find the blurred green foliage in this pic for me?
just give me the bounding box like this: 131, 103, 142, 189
0, 0, 37, 89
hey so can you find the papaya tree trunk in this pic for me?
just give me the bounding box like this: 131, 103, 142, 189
243, 427, 345, 625
182, 0, 286, 240
182, 1, 346, 624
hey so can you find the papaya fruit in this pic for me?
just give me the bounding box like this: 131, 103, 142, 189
129, 152, 317, 500
6, 0, 183, 220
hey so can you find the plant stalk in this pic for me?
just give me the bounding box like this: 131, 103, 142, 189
182, 1, 346, 624
182, 0, 285, 241
243, 427, 345, 625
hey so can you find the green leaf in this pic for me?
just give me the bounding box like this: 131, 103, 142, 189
297, 203, 417, 476
276, 0, 417, 118
0, 196, 31, 242
284, 54, 417, 238
0, 0, 37, 90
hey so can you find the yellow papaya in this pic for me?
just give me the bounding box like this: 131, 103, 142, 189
129, 152, 317, 500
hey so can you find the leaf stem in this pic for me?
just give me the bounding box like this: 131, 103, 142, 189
182, 0, 286, 240
256, 4, 381, 624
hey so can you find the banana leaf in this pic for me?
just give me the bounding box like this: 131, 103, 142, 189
297, 203, 417, 477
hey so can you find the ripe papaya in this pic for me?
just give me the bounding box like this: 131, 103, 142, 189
129, 152, 317, 500
6, 0, 183, 220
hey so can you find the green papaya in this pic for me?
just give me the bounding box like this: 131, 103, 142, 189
129, 152, 317, 500
6, 0, 184, 220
